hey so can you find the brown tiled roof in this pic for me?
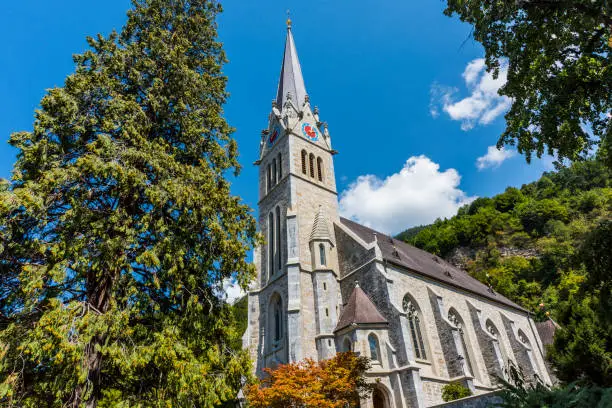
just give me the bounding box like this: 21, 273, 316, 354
339, 217, 527, 313
335, 284, 388, 332
535, 319, 559, 347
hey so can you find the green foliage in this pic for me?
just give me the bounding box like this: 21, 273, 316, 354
404, 159, 612, 385
441, 381, 471, 402
0, 0, 258, 406
443, 0, 612, 167
498, 360, 612, 407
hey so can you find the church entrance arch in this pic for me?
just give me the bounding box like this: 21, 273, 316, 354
372, 385, 390, 408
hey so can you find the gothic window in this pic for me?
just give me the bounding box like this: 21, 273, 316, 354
267, 164, 272, 192
275, 206, 282, 271
309, 153, 315, 178
486, 319, 508, 376
402, 295, 427, 360
368, 333, 381, 362
301, 150, 307, 175
319, 243, 326, 266
268, 212, 274, 278
272, 159, 277, 186
448, 309, 474, 376
317, 157, 323, 181
271, 294, 283, 346
278, 153, 282, 180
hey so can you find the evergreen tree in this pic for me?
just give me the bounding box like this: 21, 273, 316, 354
0, 0, 257, 406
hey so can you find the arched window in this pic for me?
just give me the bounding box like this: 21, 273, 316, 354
486, 320, 507, 377
319, 243, 326, 266
448, 309, 474, 376
368, 333, 380, 362
278, 153, 282, 180
268, 212, 274, 277
402, 295, 427, 360
272, 295, 283, 345
309, 153, 315, 178
267, 164, 272, 192
301, 150, 307, 175
275, 206, 282, 271
272, 159, 277, 186
317, 157, 323, 181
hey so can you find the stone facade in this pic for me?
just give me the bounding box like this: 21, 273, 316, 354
244, 24, 552, 408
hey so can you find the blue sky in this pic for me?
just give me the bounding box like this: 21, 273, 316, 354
0, 0, 552, 235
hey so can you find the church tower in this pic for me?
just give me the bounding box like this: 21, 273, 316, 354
245, 19, 342, 374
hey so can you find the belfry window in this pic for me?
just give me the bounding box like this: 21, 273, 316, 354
278, 153, 282, 180
319, 243, 326, 266
448, 309, 474, 376
276, 206, 282, 271
272, 159, 277, 186
267, 164, 272, 192
309, 153, 315, 178
301, 150, 307, 175
402, 295, 427, 360
268, 212, 274, 278
317, 157, 323, 181
368, 333, 381, 362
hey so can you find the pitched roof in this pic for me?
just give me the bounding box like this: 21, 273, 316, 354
535, 319, 559, 347
335, 284, 388, 332
310, 206, 333, 242
276, 26, 308, 110
339, 217, 527, 313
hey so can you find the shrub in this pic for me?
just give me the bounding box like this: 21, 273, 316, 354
441, 382, 471, 402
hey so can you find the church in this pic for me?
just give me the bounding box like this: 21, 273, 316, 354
243, 20, 552, 408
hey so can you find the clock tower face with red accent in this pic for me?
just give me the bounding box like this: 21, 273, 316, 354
268, 125, 281, 147
301, 123, 319, 142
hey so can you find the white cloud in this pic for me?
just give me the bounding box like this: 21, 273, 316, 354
476, 146, 516, 170
339, 156, 476, 234
431, 58, 512, 130
222, 278, 245, 304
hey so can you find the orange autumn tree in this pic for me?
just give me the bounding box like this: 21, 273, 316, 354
246, 352, 373, 408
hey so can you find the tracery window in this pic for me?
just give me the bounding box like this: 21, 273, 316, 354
301, 150, 307, 175
309, 153, 315, 178
317, 157, 323, 181
402, 295, 427, 360
486, 320, 508, 377
368, 333, 380, 362
448, 309, 474, 376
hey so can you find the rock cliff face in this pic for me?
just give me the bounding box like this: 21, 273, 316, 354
446, 247, 540, 270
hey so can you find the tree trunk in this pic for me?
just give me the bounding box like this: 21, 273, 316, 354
72, 274, 112, 408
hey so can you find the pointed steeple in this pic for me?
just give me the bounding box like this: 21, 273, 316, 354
276, 21, 308, 110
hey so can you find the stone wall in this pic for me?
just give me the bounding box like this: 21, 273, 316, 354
429, 392, 502, 408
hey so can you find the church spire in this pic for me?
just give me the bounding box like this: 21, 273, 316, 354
276, 20, 308, 110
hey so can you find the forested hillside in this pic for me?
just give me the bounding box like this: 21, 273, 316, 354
400, 158, 612, 384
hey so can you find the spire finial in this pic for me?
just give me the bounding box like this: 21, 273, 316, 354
286, 10, 292, 29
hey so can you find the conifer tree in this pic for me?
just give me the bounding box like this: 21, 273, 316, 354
0, 0, 257, 406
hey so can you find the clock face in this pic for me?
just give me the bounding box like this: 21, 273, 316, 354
268, 126, 281, 147
301, 123, 319, 141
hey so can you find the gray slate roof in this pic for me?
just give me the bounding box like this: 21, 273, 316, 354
335, 284, 389, 332
276, 27, 308, 110
535, 319, 559, 347
339, 217, 527, 312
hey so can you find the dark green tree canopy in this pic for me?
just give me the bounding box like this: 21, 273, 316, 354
0, 0, 257, 406
444, 0, 611, 166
